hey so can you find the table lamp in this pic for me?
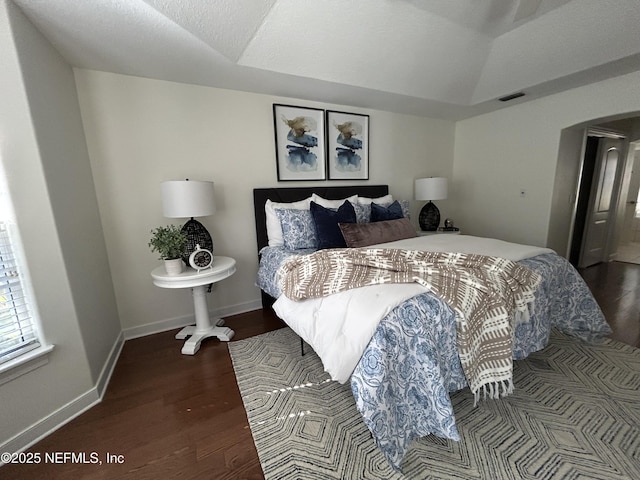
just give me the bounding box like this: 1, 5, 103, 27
161, 179, 215, 264
415, 177, 448, 231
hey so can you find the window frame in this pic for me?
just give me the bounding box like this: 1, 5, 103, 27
0, 220, 52, 385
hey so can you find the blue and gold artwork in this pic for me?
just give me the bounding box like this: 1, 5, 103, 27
332, 121, 363, 172
282, 115, 319, 171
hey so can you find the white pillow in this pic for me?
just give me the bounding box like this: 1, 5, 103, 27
357, 194, 393, 205
311, 193, 358, 208
265, 197, 312, 247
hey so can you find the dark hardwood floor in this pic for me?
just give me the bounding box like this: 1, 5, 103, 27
1, 309, 286, 480
579, 260, 640, 348
2, 261, 638, 479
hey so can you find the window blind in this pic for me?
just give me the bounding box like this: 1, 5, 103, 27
0, 221, 39, 364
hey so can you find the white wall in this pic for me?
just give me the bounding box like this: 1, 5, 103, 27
74, 69, 455, 332
547, 126, 584, 256
452, 70, 640, 249
12, 2, 121, 385
0, 0, 120, 452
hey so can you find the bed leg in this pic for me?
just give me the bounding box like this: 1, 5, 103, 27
300, 337, 305, 356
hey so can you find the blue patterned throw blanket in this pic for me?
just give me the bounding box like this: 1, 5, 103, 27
278, 248, 541, 405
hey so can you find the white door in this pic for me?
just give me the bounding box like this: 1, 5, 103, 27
619, 148, 640, 245
579, 137, 624, 268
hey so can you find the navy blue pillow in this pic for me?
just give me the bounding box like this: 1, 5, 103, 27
310, 200, 356, 249
371, 200, 404, 222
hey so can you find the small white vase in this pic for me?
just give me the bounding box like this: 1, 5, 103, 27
164, 258, 184, 276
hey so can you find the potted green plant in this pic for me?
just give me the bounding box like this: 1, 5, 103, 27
149, 224, 188, 275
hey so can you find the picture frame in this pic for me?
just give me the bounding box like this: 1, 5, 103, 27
326, 110, 369, 180
273, 104, 326, 181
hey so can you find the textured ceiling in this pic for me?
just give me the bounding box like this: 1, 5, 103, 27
11, 0, 640, 119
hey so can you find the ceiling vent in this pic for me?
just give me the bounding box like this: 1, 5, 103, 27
498, 92, 525, 102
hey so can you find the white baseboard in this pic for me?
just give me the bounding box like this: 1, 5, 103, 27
96, 331, 124, 399
1, 389, 99, 458
123, 298, 262, 340
0, 331, 124, 457
216, 298, 263, 318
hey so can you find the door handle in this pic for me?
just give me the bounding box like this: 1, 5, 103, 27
628, 201, 638, 204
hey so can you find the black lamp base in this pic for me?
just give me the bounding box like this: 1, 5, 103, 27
419, 201, 440, 231
181, 218, 213, 265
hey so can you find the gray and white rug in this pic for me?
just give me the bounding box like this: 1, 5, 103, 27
229, 327, 640, 479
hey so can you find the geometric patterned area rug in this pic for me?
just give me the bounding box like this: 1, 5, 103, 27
229, 327, 640, 479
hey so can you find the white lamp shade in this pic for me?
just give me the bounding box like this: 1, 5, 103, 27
161, 180, 215, 218
415, 177, 448, 201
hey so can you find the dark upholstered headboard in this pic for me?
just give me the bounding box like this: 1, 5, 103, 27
253, 185, 389, 254
253, 185, 389, 309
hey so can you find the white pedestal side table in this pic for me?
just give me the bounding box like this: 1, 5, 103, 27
151, 256, 236, 355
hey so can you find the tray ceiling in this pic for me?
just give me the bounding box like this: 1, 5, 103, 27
12, 0, 640, 119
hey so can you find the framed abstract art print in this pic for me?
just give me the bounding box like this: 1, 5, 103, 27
326, 110, 369, 180
273, 104, 326, 181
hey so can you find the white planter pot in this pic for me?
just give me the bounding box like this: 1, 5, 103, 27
164, 258, 184, 276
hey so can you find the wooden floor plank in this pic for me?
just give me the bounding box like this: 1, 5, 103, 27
579, 261, 640, 347
1, 262, 637, 479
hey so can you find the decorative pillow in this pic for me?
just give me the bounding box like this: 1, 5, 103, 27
357, 194, 393, 205
310, 200, 356, 249
399, 199, 411, 220
275, 208, 318, 250
339, 218, 417, 248
371, 200, 404, 222
266, 197, 312, 247
356, 200, 410, 223
311, 193, 358, 209
353, 203, 370, 224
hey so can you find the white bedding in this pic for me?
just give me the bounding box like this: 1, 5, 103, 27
273, 235, 553, 383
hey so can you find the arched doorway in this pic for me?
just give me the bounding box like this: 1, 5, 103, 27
548, 112, 640, 267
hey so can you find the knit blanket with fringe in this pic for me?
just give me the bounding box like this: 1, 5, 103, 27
277, 248, 541, 403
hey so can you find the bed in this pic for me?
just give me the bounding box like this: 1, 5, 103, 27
253, 185, 611, 471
